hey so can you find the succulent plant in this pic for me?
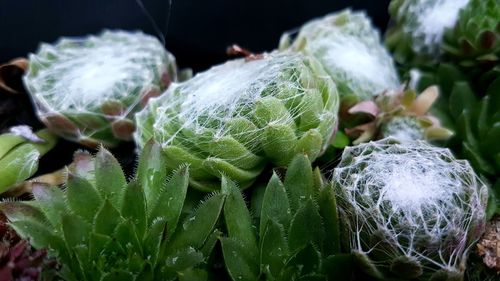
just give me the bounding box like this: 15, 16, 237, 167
24, 30, 178, 148
220, 154, 353, 281
386, 0, 469, 65
333, 138, 488, 280
280, 9, 400, 105
0, 126, 57, 194
345, 85, 453, 144
417, 65, 500, 214
441, 0, 500, 77
386, 0, 499, 74
135, 51, 339, 191
1, 141, 225, 281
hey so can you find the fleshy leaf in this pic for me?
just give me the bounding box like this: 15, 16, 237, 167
137, 140, 168, 211
149, 165, 189, 236
167, 193, 225, 253
220, 237, 260, 281
284, 154, 314, 211
288, 199, 325, 252
66, 173, 102, 223
94, 147, 126, 208
221, 176, 258, 253
260, 173, 291, 238
121, 180, 147, 239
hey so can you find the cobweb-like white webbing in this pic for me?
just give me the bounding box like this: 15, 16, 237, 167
292, 10, 400, 100
334, 138, 487, 272
137, 51, 337, 163
401, 0, 470, 55
25, 30, 170, 115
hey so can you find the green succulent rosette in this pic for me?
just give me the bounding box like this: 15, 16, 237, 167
386, 0, 470, 65
441, 0, 500, 87
333, 138, 488, 280
24, 30, 178, 148
135, 52, 339, 191
1, 141, 225, 281
281, 9, 400, 105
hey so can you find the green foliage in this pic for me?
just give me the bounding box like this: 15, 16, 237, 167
1, 141, 225, 281
0, 128, 57, 194
219, 154, 352, 281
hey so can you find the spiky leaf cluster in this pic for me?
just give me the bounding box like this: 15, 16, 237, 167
1, 141, 225, 281
135, 52, 339, 191
220, 154, 353, 281
442, 0, 500, 75
281, 9, 400, 104
24, 30, 178, 148
333, 138, 488, 280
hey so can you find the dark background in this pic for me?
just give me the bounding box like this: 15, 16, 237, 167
0, 0, 391, 72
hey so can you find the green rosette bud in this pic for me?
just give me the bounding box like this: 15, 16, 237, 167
135, 52, 339, 191
333, 138, 488, 280
24, 30, 178, 148
281, 9, 400, 104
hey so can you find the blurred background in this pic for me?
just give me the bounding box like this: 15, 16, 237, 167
0, 0, 391, 71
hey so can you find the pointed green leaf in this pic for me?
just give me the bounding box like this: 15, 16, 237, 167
167, 193, 225, 253
220, 237, 260, 281
198, 136, 265, 169
89, 232, 111, 262
94, 199, 123, 236
260, 173, 291, 238
284, 154, 314, 211
9, 219, 55, 249
318, 185, 340, 255
260, 219, 289, 278
31, 184, 68, 227
203, 157, 264, 183
114, 219, 143, 255
143, 217, 167, 267
288, 199, 324, 253
94, 148, 126, 208
199, 229, 222, 258
137, 140, 168, 211
62, 214, 91, 249
262, 124, 297, 166
66, 174, 102, 223
295, 129, 323, 161
163, 145, 213, 179
121, 181, 147, 238
149, 166, 189, 236
165, 247, 205, 272
221, 176, 258, 253
285, 243, 321, 277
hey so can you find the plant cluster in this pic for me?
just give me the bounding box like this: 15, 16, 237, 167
0, 1, 497, 280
